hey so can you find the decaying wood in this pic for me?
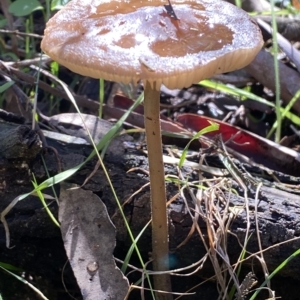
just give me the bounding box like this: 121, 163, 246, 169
257, 18, 300, 72
0, 116, 300, 295
0, 122, 42, 160
226, 0, 271, 12
257, 16, 300, 42
245, 50, 300, 114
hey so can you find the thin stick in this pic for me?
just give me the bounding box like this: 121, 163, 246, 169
166, 0, 179, 20
144, 81, 172, 300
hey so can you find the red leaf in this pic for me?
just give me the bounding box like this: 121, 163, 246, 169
177, 113, 300, 176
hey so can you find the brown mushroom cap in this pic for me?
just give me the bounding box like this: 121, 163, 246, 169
41, 0, 263, 90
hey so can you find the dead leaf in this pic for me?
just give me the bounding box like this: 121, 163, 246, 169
59, 183, 129, 300
177, 113, 300, 176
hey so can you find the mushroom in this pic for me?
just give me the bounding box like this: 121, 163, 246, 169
41, 0, 263, 298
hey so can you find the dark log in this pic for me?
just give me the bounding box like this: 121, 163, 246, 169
226, 0, 271, 12
0, 119, 300, 299
0, 122, 42, 159
245, 50, 300, 114
257, 16, 300, 42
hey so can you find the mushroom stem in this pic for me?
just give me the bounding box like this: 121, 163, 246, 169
144, 81, 172, 299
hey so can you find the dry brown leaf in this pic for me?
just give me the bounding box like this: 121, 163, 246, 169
59, 183, 129, 300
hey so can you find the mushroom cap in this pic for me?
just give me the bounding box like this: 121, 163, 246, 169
41, 0, 263, 90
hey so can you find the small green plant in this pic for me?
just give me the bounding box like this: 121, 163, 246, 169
8, 0, 71, 18
8, 0, 43, 17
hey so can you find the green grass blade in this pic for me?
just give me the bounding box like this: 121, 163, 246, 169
31, 175, 60, 227
179, 122, 219, 168
98, 78, 104, 118
122, 220, 151, 273
0, 81, 14, 93
199, 80, 275, 108
249, 248, 300, 300
18, 92, 144, 197
267, 89, 300, 138
270, 0, 281, 142
0, 262, 22, 272
0, 265, 49, 300
121, 220, 155, 299
199, 80, 300, 128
